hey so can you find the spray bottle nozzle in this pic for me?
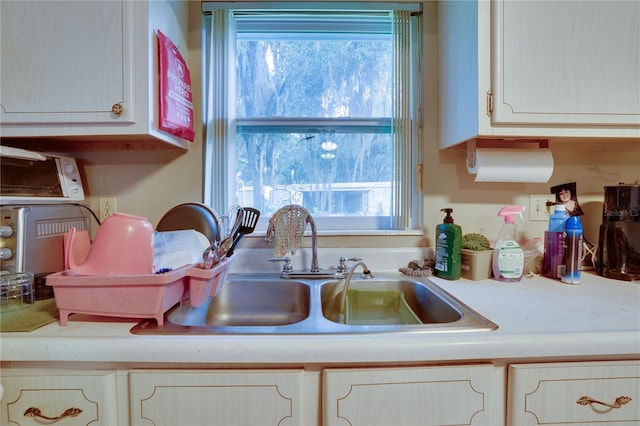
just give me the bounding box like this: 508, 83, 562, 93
498, 205, 525, 223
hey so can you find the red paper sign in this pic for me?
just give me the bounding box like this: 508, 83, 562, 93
157, 30, 195, 142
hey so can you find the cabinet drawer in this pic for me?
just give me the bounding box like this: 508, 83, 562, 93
129, 369, 305, 426
323, 364, 505, 426
508, 361, 640, 425
0, 369, 119, 426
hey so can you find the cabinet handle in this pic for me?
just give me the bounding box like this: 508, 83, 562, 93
486, 90, 493, 116
24, 407, 83, 421
111, 103, 123, 115
577, 395, 632, 410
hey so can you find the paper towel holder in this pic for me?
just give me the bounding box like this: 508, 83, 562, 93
466, 138, 550, 170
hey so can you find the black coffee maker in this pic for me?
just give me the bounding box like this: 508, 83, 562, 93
598, 183, 640, 281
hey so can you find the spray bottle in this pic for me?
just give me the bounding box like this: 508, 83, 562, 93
492, 205, 525, 282
435, 208, 462, 280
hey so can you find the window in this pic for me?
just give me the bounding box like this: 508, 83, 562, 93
203, 2, 422, 232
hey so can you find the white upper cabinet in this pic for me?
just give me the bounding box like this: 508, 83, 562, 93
493, 1, 640, 126
0, 1, 191, 148
1, 1, 134, 125
439, 0, 640, 148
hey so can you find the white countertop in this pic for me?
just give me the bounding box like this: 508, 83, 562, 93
1, 271, 639, 366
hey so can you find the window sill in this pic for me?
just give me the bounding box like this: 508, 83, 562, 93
242, 229, 427, 250
316, 229, 425, 237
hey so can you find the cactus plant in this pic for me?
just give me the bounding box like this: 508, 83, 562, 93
461, 233, 493, 280
462, 233, 491, 251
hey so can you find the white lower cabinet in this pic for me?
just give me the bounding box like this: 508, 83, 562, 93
0, 369, 120, 426
128, 369, 306, 426
323, 364, 505, 426
507, 360, 640, 425
4, 361, 638, 425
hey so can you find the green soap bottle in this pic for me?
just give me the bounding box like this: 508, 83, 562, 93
435, 208, 462, 280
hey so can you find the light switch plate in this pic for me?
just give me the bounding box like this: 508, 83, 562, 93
529, 194, 554, 221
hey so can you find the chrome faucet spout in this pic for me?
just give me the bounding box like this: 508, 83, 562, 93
267, 205, 320, 275
307, 214, 319, 273
336, 261, 373, 324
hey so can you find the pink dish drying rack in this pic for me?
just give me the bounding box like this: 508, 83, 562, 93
46, 258, 233, 326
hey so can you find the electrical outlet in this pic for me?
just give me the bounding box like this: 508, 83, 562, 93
529, 194, 554, 221
99, 197, 117, 221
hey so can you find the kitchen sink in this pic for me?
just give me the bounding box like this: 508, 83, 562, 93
320, 279, 463, 325
168, 280, 310, 327
131, 274, 497, 335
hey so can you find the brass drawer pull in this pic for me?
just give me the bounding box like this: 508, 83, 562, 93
24, 406, 83, 421
577, 395, 632, 410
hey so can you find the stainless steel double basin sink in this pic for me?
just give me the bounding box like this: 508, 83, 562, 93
131, 274, 497, 335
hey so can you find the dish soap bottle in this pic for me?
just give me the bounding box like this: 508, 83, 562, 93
492, 205, 525, 282
435, 208, 462, 280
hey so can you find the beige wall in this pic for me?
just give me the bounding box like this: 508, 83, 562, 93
75, 1, 207, 230
75, 1, 639, 249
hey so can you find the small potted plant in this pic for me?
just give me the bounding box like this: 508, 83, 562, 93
461, 233, 493, 280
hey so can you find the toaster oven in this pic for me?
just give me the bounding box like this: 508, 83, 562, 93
0, 145, 85, 204
0, 204, 91, 276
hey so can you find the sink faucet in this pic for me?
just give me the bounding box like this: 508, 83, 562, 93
265, 205, 319, 275
337, 261, 374, 324
307, 214, 320, 273
270, 256, 363, 280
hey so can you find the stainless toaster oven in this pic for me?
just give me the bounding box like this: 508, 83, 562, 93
0, 204, 91, 276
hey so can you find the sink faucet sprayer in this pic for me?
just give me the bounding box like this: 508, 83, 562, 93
336, 261, 374, 324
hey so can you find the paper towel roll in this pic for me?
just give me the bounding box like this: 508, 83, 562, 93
467, 148, 554, 182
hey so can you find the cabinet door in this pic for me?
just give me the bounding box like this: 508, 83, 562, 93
493, 0, 640, 126
0, 0, 134, 124
129, 369, 305, 426
323, 364, 505, 426
0, 369, 119, 426
508, 360, 640, 425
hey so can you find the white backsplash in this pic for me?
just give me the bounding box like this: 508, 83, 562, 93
229, 247, 433, 274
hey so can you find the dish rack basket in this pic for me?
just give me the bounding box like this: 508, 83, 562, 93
46, 258, 233, 326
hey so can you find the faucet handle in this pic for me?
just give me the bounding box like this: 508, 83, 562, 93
336, 257, 362, 274
268, 256, 293, 277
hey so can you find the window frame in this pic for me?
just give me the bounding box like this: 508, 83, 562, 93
202, 2, 423, 234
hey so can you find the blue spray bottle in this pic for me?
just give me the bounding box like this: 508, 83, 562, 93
492, 206, 525, 282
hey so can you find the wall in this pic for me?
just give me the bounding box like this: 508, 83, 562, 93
424, 140, 639, 248
75, 1, 639, 256
74, 1, 207, 229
